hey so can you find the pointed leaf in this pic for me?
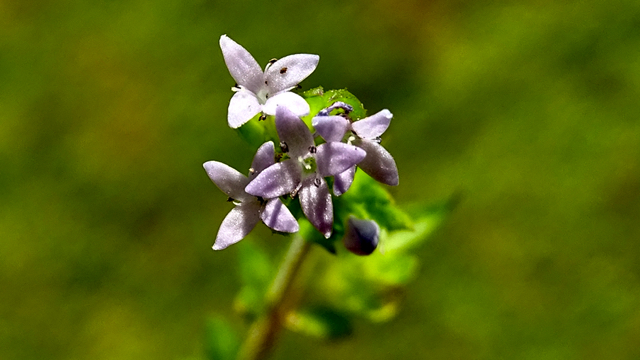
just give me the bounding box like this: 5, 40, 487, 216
383, 198, 458, 253
323, 89, 367, 120
340, 170, 412, 231
285, 307, 352, 340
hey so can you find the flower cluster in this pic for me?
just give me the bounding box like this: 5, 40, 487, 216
204, 35, 399, 253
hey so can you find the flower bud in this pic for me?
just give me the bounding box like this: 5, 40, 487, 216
343, 216, 380, 255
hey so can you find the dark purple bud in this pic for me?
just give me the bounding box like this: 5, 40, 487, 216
343, 216, 380, 256
316, 101, 354, 117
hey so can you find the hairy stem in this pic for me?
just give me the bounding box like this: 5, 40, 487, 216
236, 236, 311, 360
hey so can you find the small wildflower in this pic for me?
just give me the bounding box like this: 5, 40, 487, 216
313, 108, 399, 196
220, 35, 319, 128
245, 106, 366, 238
204, 141, 299, 250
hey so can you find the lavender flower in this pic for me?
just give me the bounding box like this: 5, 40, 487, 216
220, 35, 319, 128
245, 106, 367, 238
343, 216, 380, 256
204, 141, 299, 250
313, 109, 399, 196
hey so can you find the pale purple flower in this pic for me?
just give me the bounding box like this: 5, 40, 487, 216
245, 106, 367, 238
204, 141, 299, 250
313, 108, 399, 196
343, 216, 380, 256
220, 35, 319, 128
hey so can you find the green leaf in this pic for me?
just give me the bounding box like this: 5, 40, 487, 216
323, 89, 367, 120
301, 87, 367, 121
382, 200, 454, 253
204, 317, 239, 360
285, 307, 353, 340
312, 197, 457, 322
235, 114, 280, 150
235, 113, 266, 148
338, 170, 413, 231
364, 252, 419, 286
300, 86, 327, 126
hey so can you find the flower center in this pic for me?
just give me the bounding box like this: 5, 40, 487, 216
298, 155, 317, 176
256, 87, 269, 104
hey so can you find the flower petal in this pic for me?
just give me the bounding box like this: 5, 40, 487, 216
315, 142, 366, 177
264, 54, 319, 93
219, 35, 264, 94
261, 198, 299, 233
228, 89, 262, 128
299, 177, 333, 238
354, 139, 399, 186
213, 202, 261, 250
351, 109, 393, 139
245, 160, 302, 199
274, 105, 314, 158
263, 92, 310, 118
203, 161, 251, 201
250, 141, 275, 179
312, 115, 349, 142
333, 166, 355, 197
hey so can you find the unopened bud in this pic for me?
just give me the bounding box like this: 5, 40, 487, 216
343, 216, 380, 256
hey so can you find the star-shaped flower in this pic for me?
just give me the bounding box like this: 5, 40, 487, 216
220, 35, 319, 128
204, 141, 299, 250
313, 109, 399, 196
245, 106, 367, 238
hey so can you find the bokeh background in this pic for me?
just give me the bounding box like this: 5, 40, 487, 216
2, 0, 640, 359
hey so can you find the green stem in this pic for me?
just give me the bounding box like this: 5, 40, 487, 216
236, 235, 311, 360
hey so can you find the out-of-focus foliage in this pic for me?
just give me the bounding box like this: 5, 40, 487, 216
2, 0, 640, 359
204, 317, 240, 360
232, 195, 450, 342
234, 241, 275, 319
309, 203, 452, 324
285, 307, 352, 340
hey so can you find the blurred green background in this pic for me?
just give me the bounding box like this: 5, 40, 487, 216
2, 0, 640, 359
